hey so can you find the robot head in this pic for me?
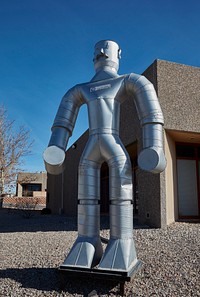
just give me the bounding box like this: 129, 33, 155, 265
93, 40, 121, 73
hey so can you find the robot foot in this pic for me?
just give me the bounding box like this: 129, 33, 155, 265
98, 238, 138, 272
61, 236, 103, 269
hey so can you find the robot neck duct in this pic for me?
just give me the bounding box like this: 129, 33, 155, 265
91, 63, 119, 82
94, 58, 119, 72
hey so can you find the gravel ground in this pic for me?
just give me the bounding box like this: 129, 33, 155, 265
0, 208, 199, 296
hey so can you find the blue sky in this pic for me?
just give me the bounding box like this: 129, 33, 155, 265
0, 0, 200, 172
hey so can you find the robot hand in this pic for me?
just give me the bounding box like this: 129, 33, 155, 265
138, 146, 166, 174
43, 145, 66, 175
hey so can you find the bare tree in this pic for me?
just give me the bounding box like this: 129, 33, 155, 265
0, 106, 33, 195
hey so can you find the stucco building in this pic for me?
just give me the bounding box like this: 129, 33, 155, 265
46, 60, 200, 227
16, 171, 47, 197
2, 172, 47, 209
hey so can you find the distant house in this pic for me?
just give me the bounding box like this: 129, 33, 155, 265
2, 172, 47, 209
46, 60, 200, 227
16, 171, 47, 198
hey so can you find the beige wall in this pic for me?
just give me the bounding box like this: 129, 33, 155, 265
157, 60, 200, 132
157, 60, 200, 224
165, 132, 177, 224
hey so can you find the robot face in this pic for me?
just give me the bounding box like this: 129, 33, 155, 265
93, 40, 121, 71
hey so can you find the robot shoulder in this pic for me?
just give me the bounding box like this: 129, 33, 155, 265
124, 73, 154, 94
62, 84, 85, 107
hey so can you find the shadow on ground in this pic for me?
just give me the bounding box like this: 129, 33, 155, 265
0, 267, 122, 296
0, 208, 111, 233
0, 208, 144, 233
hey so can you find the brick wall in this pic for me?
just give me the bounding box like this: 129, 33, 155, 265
2, 195, 46, 209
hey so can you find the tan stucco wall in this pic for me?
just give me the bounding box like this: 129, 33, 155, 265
157, 60, 200, 224
165, 132, 177, 224
157, 60, 200, 132
46, 173, 62, 213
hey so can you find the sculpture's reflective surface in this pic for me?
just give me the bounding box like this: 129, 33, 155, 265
43, 40, 166, 272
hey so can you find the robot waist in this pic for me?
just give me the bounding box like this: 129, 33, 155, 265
89, 128, 119, 135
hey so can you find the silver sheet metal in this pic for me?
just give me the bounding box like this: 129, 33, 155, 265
43, 40, 166, 272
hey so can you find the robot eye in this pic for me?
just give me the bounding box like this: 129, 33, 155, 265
96, 53, 108, 60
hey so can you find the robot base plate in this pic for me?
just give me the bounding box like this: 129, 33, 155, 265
58, 259, 142, 295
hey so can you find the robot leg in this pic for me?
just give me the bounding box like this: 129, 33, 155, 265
98, 154, 138, 271
62, 158, 103, 268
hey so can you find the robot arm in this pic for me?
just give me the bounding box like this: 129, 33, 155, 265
126, 73, 166, 173
43, 86, 83, 175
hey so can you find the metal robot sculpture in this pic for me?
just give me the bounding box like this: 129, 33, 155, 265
43, 40, 166, 273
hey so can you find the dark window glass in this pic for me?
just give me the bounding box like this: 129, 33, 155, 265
198, 147, 200, 158
176, 145, 195, 158
22, 183, 42, 196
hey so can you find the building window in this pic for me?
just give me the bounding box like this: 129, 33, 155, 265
198, 147, 200, 158
22, 183, 42, 197
176, 144, 195, 158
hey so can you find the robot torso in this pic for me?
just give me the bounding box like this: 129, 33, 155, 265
79, 75, 126, 135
